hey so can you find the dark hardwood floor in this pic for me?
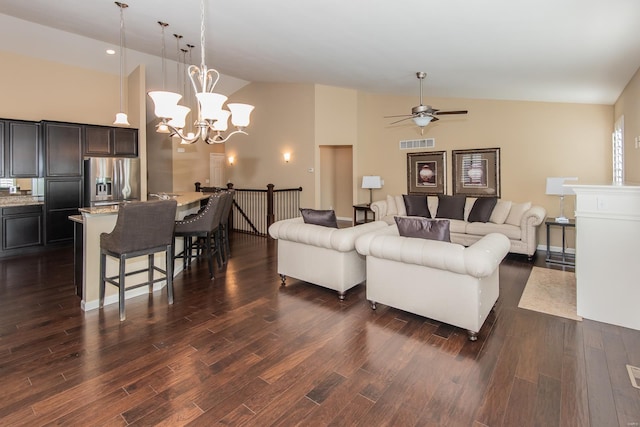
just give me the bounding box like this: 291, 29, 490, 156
0, 233, 639, 426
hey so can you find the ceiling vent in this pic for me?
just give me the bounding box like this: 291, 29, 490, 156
399, 138, 435, 150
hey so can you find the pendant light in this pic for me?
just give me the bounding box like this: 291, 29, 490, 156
148, 0, 254, 144
113, 2, 130, 125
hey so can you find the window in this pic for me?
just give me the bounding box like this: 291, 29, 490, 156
612, 116, 624, 184
0, 178, 16, 188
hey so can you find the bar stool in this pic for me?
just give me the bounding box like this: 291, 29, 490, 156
99, 199, 178, 321
218, 190, 234, 263
173, 194, 224, 279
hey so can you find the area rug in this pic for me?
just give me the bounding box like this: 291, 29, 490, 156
518, 266, 582, 321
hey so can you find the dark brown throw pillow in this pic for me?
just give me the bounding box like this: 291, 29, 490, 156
468, 197, 498, 223
395, 216, 451, 242
402, 194, 431, 218
299, 208, 339, 228
435, 195, 466, 220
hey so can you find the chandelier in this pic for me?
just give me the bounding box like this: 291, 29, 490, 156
148, 0, 254, 144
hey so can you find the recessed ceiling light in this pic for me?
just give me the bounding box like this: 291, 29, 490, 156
106, 49, 116, 55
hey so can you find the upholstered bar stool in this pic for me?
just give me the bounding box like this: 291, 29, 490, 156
218, 190, 234, 263
99, 199, 178, 321
173, 193, 224, 279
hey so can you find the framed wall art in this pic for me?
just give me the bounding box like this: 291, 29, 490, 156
452, 148, 501, 197
407, 151, 446, 195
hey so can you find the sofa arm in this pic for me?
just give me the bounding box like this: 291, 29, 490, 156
329, 221, 389, 252
357, 229, 509, 278
370, 200, 387, 220
268, 217, 388, 252
355, 224, 399, 256
521, 205, 546, 228
463, 233, 510, 277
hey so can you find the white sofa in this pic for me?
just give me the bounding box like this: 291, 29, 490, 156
355, 226, 510, 340
268, 217, 388, 299
370, 195, 545, 257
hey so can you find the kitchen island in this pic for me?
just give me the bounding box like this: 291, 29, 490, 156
76, 192, 210, 312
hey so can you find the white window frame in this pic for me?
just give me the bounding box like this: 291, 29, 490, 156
612, 115, 624, 184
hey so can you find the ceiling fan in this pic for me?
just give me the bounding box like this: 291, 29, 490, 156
386, 72, 468, 134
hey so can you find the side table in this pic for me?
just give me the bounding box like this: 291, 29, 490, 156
545, 218, 575, 266
353, 204, 374, 225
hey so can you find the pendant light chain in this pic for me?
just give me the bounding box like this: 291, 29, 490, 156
118, 4, 125, 113
114, 2, 129, 125
200, 0, 206, 69
160, 22, 168, 90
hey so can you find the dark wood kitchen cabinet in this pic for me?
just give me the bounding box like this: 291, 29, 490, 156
2, 205, 43, 250
42, 122, 84, 244
44, 178, 82, 244
43, 122, 83, 177
0, 119, 42, 178
0, 121, 3, 177
84, 125, 137, 157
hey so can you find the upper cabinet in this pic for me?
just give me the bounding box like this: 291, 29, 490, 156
0, 119, 42, 178
84, 125, 112, 156
84, 125, 137, 157
113, 127, 138, 157
43, 122, 83, 177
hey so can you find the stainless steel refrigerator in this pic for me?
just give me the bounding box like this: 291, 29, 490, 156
84, 157, 140, 206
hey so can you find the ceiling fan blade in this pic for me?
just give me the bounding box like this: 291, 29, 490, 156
384, 114, 413, 118
434, 110, 468, 115
389, 116, 415, 125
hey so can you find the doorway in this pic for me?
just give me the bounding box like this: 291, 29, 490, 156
319, 145, 353, 220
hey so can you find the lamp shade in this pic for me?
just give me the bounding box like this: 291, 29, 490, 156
113, 112, 130, 126
211, 110, 231, 131
167, 105, 191, 129
412, 116, 433, 127
546, 177, 578, 195
362, 176, 382, 189
197, 93, 228, 120
228, 103, 255, 127
149, 91, 182, 118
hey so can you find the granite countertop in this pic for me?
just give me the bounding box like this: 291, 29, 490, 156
0, 195, 45, 207
79, 192, 210, 215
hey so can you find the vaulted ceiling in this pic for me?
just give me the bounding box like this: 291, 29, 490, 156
1, 0, 639, 104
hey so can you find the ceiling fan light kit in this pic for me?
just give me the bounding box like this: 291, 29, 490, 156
387, 72, 467, 134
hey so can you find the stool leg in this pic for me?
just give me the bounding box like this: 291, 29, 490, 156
215, 230, 224, 268
148, 253, 154, 293
205, 232, 214, 279
166, 244, 174, 305
99, 252, 106, 308
119, 255, 126, 321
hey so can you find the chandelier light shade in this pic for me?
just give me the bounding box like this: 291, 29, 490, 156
113, 2, 130, 126
148, 0, 254, 144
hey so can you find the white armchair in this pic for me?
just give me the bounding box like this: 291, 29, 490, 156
268, 218, 389, 299
356, 226, 510, 340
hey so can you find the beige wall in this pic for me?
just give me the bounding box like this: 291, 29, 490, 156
0, 51, 120, 125
0, 50, 148, 196
224, 82, 316, 208
357, 93, 612, 216
614, 66, 640, 183
227, 82, 613, 248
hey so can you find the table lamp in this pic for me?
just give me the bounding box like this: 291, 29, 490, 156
362, 176, 382, 205
545, 176, 578, 223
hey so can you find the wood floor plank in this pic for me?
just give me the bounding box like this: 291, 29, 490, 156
0, 239, 637, 425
